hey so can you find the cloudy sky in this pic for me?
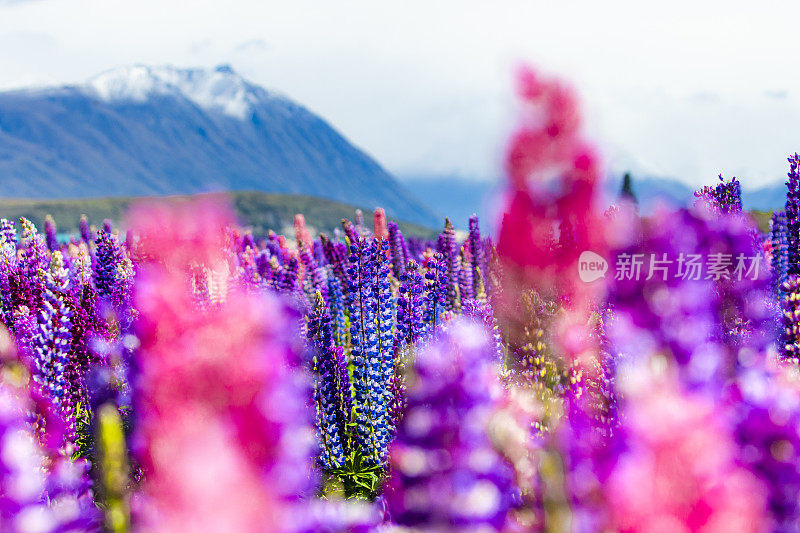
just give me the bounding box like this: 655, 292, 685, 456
1, 0, 799, 189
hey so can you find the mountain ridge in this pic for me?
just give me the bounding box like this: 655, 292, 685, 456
0, 65, 440, 227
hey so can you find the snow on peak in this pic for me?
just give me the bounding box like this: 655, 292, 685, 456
87, 65, 263, 119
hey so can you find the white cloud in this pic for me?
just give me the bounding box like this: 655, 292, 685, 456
1, 0, 799, 188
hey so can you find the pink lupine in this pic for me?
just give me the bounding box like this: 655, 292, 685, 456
294, 214, 312, 250
129, 199, 315, 532
607, 380, 768, 533
373, 207, 388, 240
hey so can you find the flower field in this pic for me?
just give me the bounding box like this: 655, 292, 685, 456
2, 67, 800, 532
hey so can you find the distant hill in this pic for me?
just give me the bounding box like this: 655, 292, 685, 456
399, 176, 501, 230
0, 65, 439, 227
0, 192, 437, 239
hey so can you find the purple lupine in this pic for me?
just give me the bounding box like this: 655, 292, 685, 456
609, 206, 771, 385
730, 368, 800, 532
695, 174, 743, 214
44, 215, 58, 252
785, 154, 800, 277
469, 215, 484, 295
385, 319, 517, 530
79, 214, 92, 244
0, 218, 16, 246
0, 236, 17, 329
396, 260, 425, 347
387, 221, 407, 278
29, 255, 77, 442
341, 219, 360, 250
778, 276, 800, 362
279, 256, 301, 293
299, 242, 327, 302
320, 233, 348, 286
0, 383, 50, 530
440, 218, 462, 312
459, 243, 475, 301
20, 218, 48, 280
422, 253, 448, 334
462, 298, 504, 361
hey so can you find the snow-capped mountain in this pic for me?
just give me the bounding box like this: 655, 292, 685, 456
0, 65, 439, 227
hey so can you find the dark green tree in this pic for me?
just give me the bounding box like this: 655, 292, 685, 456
620, 172, 637, 203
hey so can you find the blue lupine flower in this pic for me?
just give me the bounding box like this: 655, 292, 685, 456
309, 293, 349, 469
94, 229, 125, 301
396, 260, 424, 347
422, 253, 448, 334
346, 237, 393, 466
327, 275, 347, 347
785, 154, 800, 277
772, 211, 789, 294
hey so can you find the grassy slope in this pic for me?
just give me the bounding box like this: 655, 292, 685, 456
0, 191, 438, 238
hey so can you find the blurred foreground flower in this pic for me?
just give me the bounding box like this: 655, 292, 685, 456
129, 199, 316, 532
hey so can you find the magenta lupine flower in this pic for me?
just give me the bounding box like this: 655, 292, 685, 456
129, 199, 315, 532
606, 379, 768, 533
385, 319, 517, 531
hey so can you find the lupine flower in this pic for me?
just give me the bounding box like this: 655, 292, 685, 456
694, 174, 744, 214
0, 218, 17, 246
294, 214, 312, 250
93, 229, 126, 303
385, 319, 517, 531
373, 208, 388, 240
459, 243, 475, 301
729, 366, 800, 532
387, 221, 408, 279
345, 237, 395, 466
606, 379, 768, 533
308, 292, 350, 469
468, 215, 485, 299
326, 275, 348, 347
129, 199, 316, 532
28, 256, 76, 442
772, 211, 789, 293
778, 276, 800, 362
78, 214, 92, 244
44, 215, 58, 252
299, 242, 327, 302
422, 254, 448, 334
785, 153, 800, 278
396, 260, 425, 347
